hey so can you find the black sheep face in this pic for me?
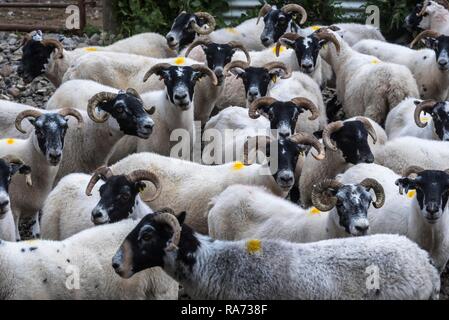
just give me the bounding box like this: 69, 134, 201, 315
18, 39, 55, 83
0, 159, 31, 217
260, 7, 295, 47
166, 13, 205, 51
202, 43, 236, 83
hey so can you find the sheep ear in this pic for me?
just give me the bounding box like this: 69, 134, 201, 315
176, 211, 187, 225
230, 68, 245, 77
11, 164, 31, 176
268, 68, 285, 78
280, 38, 296, 49
395, 178, 415, 195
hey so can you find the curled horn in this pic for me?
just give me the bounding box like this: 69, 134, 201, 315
410, 30, 441, 48
228, 41, 251, 65
403, 166, 425, 178
2, 155, 32, 187
419, 0, 430, 16
281, 4, 308, 25
191, 64, 218, 86
257, 3, 272, 24
322, 121, 344, 152
85, 166, 113, 196
58, 108, 84, 128
126, 170, 162, 202
276, 33, 301, 57
248, 97, 277, 119
224, 60, 249, 77
152, 210, 182, 251
41, 39, 64, 59
264, 61, 292, 79
414, 100, 437, 128
192, 12, 216, 35
243, 135, 272, 165
290, 97, 319, 121
87, 92, 117, 123
289, 132, 325, 161
311, 179, 343, 212
360, 178, 385, 209
143, 63, 171, 83
315, 30, 341, 54
184, 38, 211, 57
355, 117, 377, 145
15, 109, 43, 134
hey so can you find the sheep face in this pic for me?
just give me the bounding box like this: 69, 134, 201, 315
29, 113, 70, 166
0, 159, 31, 219
91, 175, 145, 225
429, 35, 449, 70
330, 121, 375, 165
271, 139, 306, 191
396, 170, 449, 224
18, 38, 55, 83
166, 13, 204, 51
405, 3, 424, 32
429, 102, 449, 140
95, 91, 155, 139
281, 34, 323, 74
257, 101, 303, 138
230, 67, 278, 104
260, 8, 294, 47
202, 43, 236, 84
113, 211, 189, 279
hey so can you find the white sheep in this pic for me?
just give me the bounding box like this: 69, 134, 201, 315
319, 29, 420, 125
353, 30, 449, 100
113, 210, 440, 300
0, 219, 178, 299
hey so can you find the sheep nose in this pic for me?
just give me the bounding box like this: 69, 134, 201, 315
279, 131, 290, 139
355, 225, 369, 233
144, 123, 153, 130
112, 262, 120, 270
361, 153, 374, 163
166, 34, 176, 44
302, 62, 313, 69
0, 200, 9, 209
92, 210, 104, 219
48, 151, 62, 162
426, 203, 439, 214
439, 59, 448, 67
279, 175, 294, 185
174, 93, 187, 100
261, 37, 271, 45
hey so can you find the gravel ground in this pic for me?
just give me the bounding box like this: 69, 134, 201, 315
0, 31, 448, 300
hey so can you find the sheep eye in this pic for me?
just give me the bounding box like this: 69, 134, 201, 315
116, 107, 124, 113
120, 193, 130, 201
141, 233, 152, 241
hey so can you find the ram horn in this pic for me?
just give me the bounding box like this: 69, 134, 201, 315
289, 132, 325, 161
152, 209, 182, 251
41, 39, 64, 59
228, 41, 251, 64
403, 165, 425, 178
143, 63, 172, 83
87, 92, 117, 123
355, 117, 377, 144
85, 166, 113, 196
437, 0, 449, 10
248, 97, 277, 119
224, 60, 249, 77
360, 178, 385, 209
311, 179, 343, 212
2, 155, 32, 187
191, 64, 218, 86
257, 3, 272, 24
58, 108, 84, 127
15, 109, 43, 134
276, 33, 301, 56
243, 135, 272, 165
264, 61, 292, 79
281, 4, 307, 25
315, 30, 341, 54
410, 30, 441, 48
290, 97, 319, 121
322, 121, 344, 152
184, 38, 211, 57
414, 100, 437, 128
126, 170, 162, 202
192, 12, 216, 35
125, 88, 142, 100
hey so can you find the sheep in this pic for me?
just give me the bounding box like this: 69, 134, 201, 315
374, 136, 449, 175
41, 167, 160, 240
0, 155, 31, 242
299, 117, 387, 208
113, 209, 440, 300
316, 28, 420, 125
165, 11, 265, 52
45, 83, 155, 184
18, 30, 176, 86
385, 98, 449, 141
0, 108, 83, 240
338, 163, 449, 272
0, 219, 178, 299
208, 179, 385, 242
353, 30, 449, 100
103, 136, 323, 235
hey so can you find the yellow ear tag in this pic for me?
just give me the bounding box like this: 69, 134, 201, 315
232, 161, 245, 171
246, 239, 262, 254
273, 45, 285, 55
226, 28, 239, 34
139, 186, 146, 193
310, 207, 322, 215
272, 75, 277, 83
174, 57, 186, 65
84, 47, 98, 52
371, 59, 380, 65
310, 25, 322, 31
420, 115, 431, 123
4, 138, 15, 145
407, 190, 416, 199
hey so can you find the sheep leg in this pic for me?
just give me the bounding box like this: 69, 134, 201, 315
30, 211, 41, 239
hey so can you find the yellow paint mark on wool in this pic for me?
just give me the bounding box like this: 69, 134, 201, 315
310, 207, 322, 215
226, 28, 239, 34
84, 47, 98, 52
174, 57, 186, 65
5, 138, 15, 145
24, 240, 40, 245
407, 190, 416, 199
310, 26, 322, 31
273, 45, 285, 55
232, 161, 245, 171
371, 58, 380, 65
246, 239, 262, 254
